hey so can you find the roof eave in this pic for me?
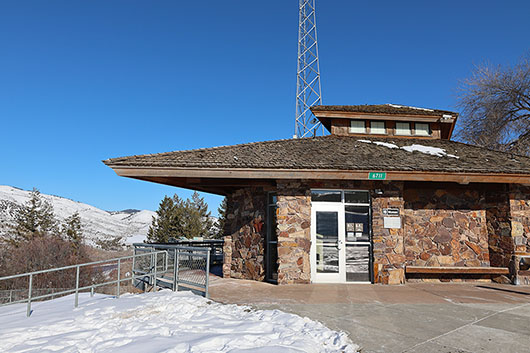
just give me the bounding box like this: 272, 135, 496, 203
312, 110, 454, 122
106, 165, 530, 185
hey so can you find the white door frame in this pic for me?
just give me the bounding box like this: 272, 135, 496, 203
310, 203, 346, 283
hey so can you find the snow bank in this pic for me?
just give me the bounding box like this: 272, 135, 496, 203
0, 290, 358, 353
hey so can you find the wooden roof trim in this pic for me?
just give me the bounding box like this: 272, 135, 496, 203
447, 115, 458, 139
109, 166, 530, 184
312, 110, 456, 123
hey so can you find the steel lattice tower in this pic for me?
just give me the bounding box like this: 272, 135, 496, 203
294, 0, 323, 138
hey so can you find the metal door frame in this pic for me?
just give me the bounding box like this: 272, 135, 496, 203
310, 189, 372, 284
265, 192, 278, 283
310, 202, 346, 283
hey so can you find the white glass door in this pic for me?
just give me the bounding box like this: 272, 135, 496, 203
344, 205, 371, 282
310, 190, 372, 284
311, 203, 346, 283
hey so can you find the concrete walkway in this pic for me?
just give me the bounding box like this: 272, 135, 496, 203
209, 278, 530, 353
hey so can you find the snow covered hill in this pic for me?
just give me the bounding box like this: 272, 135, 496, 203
0, 185, 155, 247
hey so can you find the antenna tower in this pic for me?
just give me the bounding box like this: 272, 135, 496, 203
294, 0, 323, 138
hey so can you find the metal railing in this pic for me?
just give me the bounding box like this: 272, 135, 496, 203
145, 239, 223, 265
133, 243, 211, 298
1, 288, 70, 304
0, 250, 168, 317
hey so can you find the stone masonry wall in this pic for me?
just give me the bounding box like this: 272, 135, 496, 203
222, 235, 232, 278
403, 186, 490, 282
222, 187, 267, 281
509, 184, 530, 285
486, 186, 513, 268
371, 182, 406, 285
274, 181, 502, 285
276, 180, 404, 284
276, 181, 312, 284
222, 181, 528, 285
509, 184, 530, 254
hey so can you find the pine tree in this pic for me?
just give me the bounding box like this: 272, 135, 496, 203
62, 212, 83, 256
147, 195, 186, 243
185, 191, 213, 239
147, 192, 214, 242
214, 197, 227, 239
14, 188, 58, 242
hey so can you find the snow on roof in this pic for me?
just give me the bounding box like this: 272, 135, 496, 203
358, 140, 459, 159
385, 104, 434, 112
358, 139, 398, 149
402, 144, 459, 158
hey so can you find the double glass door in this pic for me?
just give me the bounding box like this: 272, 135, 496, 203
310, 190, 371, 283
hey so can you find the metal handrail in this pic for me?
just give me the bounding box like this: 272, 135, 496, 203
134, 243, 213, 252
134, 243, 211, 297
0, 250, 168, 317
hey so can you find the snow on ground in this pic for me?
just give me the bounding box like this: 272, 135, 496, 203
124, 233, 149, 245
0, 290, 358, 353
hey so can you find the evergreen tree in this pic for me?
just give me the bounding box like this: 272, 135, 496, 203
184, 191, 213, 239
62, 212, 83, 256
147, 192, 214, 242
2, 190, 94, 284
214, 197, 227, 239
14, 188, 58, 242
146, 195, 186, 243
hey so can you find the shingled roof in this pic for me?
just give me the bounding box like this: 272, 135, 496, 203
104, 135, 530, 175
311, 104, 458, 118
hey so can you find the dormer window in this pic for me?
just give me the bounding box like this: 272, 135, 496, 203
395, 122, 411, 135
311, 104, 458, 140
370, 121, 386, 134
350, 120, 366, 134
415, 123, 430, 136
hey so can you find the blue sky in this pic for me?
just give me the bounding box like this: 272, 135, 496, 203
1, 1, 529, 215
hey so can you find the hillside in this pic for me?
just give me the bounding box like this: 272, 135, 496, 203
0, 185, 155, 247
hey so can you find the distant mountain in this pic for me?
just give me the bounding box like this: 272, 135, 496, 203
0, 185, 156, 247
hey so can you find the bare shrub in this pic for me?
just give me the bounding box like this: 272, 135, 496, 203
456, 56, 530, 156
0, 236, 100, 291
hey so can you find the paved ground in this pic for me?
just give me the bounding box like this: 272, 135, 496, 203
209, 278, 530, 353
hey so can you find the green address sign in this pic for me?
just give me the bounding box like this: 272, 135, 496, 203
368, 172, 386, 180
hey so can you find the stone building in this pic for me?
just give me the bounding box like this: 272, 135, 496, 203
104, 104, 530, 285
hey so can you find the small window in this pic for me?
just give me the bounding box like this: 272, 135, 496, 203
344, 191, 370, 204
350, 120, 366, 134
370, 121, 386, 134
395, 122, 411, 135
311, 190, 342, 202
415, 123, 430, 136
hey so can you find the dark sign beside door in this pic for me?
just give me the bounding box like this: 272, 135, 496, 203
382, 208, 400, 216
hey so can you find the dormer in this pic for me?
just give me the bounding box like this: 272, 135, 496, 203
311, 104, 458, 140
